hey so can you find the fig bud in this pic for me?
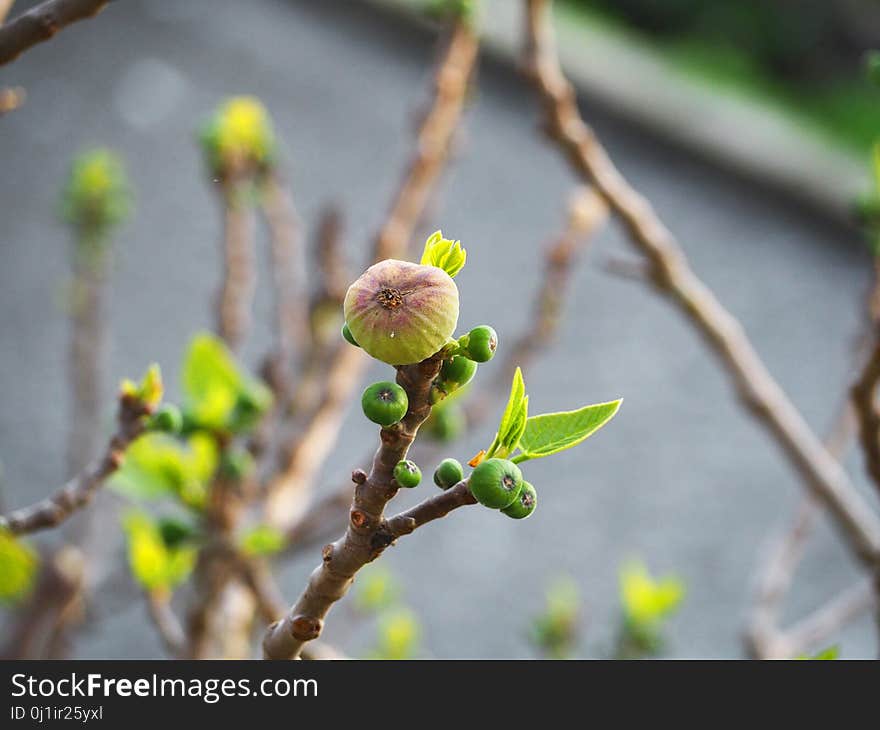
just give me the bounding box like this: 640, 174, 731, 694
469, 458, 522, 509
362, 381, 408, 427
393, 460, 422, 488
433, 458, 464, 489
502, 481, 537, 519
344, 259, 459, 365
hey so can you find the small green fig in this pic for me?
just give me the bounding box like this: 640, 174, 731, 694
344, 259, 459, 365
469, 458, 522, 508
501, 481, 537, 519
150, 404, 183, 434
439, 355, 478, 390
341, 322, 359, 347
433, 458, 464, 489
393, 460, 422, 488
461, 325, 497, 363
362, 381, 408, 427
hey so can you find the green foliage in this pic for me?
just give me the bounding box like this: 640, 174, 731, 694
0, 529, 38, 604
148, 404, 184, 435
60, 148, 131, 235
123, 512, 196, 592
239, 525, 285, 557
372, 608, 422, 660
487, 369, 620, 467
424, 0, 475, 24
182, 332, 272, 434
199, 96, 276, 176
514, 399, 622, 463
120, 363, 164, 410
616, 558, 685, 658
530, 576, 581, 658
490, 367, 527, 458
355, 566, 401, 613
420, 230, 467, 278
111, 432, 218, 510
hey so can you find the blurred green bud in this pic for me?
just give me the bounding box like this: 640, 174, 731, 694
239, 524, 285, 557
61, 148, 131, 235
867, 50, 880, 87
425, 0, 475, 24
149, 404, 183, 435
220, 449, 255, 482
0, 529, 38, 604
200, 96, 276, 177
119, 363, 164, 410
423, 402, 465, 442
158, 517, 197, 549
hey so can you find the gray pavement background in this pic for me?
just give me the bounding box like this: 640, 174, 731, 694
0, 0, 877, 658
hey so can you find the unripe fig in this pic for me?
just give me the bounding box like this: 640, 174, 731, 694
150, 404, 183, 434
393, 460, 422, 488
341, 322, 359, 347
502, 481, 537, 519
469, 458, 522, 508
362, 381, 408, 427
461, 325, 497, 363
344, 259, 459, 365
439, 355, 478, 390
433, 458, 464, 489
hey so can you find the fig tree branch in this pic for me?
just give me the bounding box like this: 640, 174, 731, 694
0, 0, 108, 67
144, 590, 186, 659
263, 355, 450, 660
216, 177, 257, 352
263, 18, 479, 532
0, 393, 150, 535
522, 0, 880, 566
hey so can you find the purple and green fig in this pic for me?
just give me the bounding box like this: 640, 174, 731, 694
343, 259, 459, 366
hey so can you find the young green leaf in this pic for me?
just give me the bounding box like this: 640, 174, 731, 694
182, 333, 241, 427
797, 646, 839, 660
0, 529, 38, 604
123, 512, 196, 592
420, 230, 466, 278
503, 394, 528, 454
514, 398, 621, 462
492, 367, 526, 456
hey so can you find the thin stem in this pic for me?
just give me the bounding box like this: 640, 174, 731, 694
522, 0, 880, 566
0, 393, 150, 535
0, 0, 108, 66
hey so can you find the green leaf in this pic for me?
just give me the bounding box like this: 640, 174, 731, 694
419, 230, 466, 278
111, 433, 218, 510
239, 525, 285, 557
515, 398, 621, 462
492, 367, 526, 456
123, 512, 196, 592
182, 333, 242, 428
503, 394, 528, 453
620, 559, 684, 628
0, 529, 38, 604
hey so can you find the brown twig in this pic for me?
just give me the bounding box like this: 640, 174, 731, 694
215, 178, 257, 352
852, 335, 880, 496
263, 356, 451, 659
259, 170, 308, 395
522, 0, 880, 565
0, 392, 150, 534
0, 0, 108, 66
0, 1, 16, 25
145, 590, 186, 658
